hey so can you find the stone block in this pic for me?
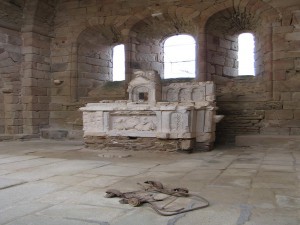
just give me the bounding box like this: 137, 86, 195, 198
136, 53, 157, 62
22, 96, 38, 104
236, 134, 300, 146
23, 125, 39, 134
86, 57, 107, 66
3, 95, 19, 104
281, 92, 292, 101
0, 51, 9, 60
273, 59, 294, 70
273, 70, 286, 81
68, 7, 87, 16
223, 67, 238, 76
285, 32, 300, 41
196, 132, 214, 142
265, 110, 293, 120
51, 63, 68, 72
212, 55, 225, 66
25, 103, 49, 111
41, 129, 68, 139
273, 25, 294, 34
260, 127, 290, 135
37, 63, 50, 71
37, 79, 50, 88
180, 139, 195, 150
0, 33, 7, 43
136, 45, 151, 53
22, 87, 48, 96
24, 54, 44, 63
225, 58, 234, 67
294, 110, 300, 119
4, 103, 22, 111
283, 101, 300, 109
227, 50, 238, 59
0, 65, 19, 74
8, 35, 22, 45
291, 128, 300, 135
219, 39, 231, 49
292, 92, 300, 100
38, 96, 51, 104
231, 42, 238, 50
99, 66, 110, 74
50, 111, 71, 119
295, 58, 300, 70
22, 78, 38, 87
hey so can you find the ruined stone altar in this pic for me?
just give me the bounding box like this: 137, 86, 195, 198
80, 70, 221, 151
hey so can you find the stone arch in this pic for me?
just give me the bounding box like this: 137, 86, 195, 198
128, 7, 200, 80
202, 0, 281, 82
192, 0, 281, 82
71, 25, 124, 101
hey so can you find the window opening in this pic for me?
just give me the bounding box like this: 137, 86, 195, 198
113, 44, 125, 81
238, 33, 255, 76
164, 35, 195, 79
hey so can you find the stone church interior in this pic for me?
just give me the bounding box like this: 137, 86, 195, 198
0, 0, 299, 224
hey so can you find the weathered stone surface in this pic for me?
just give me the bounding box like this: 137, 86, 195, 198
81, 71, 218, 150
0, 0, 299, 145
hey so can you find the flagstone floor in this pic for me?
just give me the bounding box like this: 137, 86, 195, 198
0, 139, 299, 225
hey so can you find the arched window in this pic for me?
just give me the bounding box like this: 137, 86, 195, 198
113, 44, 125, 81
164, 35, 195, 79
238, 33, 255, 76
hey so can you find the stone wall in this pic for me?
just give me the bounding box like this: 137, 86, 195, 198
0, 0, 25, 135
84, 136, 192, 152
0, 27, 22, 134
0, 0, 299, 143
48, 0, 300, 142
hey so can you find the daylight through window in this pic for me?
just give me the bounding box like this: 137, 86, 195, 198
113, 44, 125, 81
238, 33, 255, 76
164, 35, 196, 79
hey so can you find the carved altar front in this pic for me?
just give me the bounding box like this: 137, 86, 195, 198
80, 70, 221, 151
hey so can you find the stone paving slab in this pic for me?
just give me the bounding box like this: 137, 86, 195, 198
5, 215, 97, 225
35, 190, 88, 204
85, 165, 148, 177
0, 140, 299, 225
149, 159, 206, 172
175, 204, 241, 225
211, 176, 252, 188
0, 177, 26, 189
65, 188, 131, 209
276, 195, 300, 208
77, 175, 125, 188
229, 163, 260, 169
0, 181, 67, 210
0, 202, 50, 225
43, 175, 92, 185
0, 155, 41, 165
0, 157, 66, 171
221, 168, 257, 176
2, 160, 110, 182
260, 164, 295, 172
247, 188, 276, 209
111, 208, 171, 225
0, 169, 10, 175
38, 204, 128, 223
243, 208, 300, 225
